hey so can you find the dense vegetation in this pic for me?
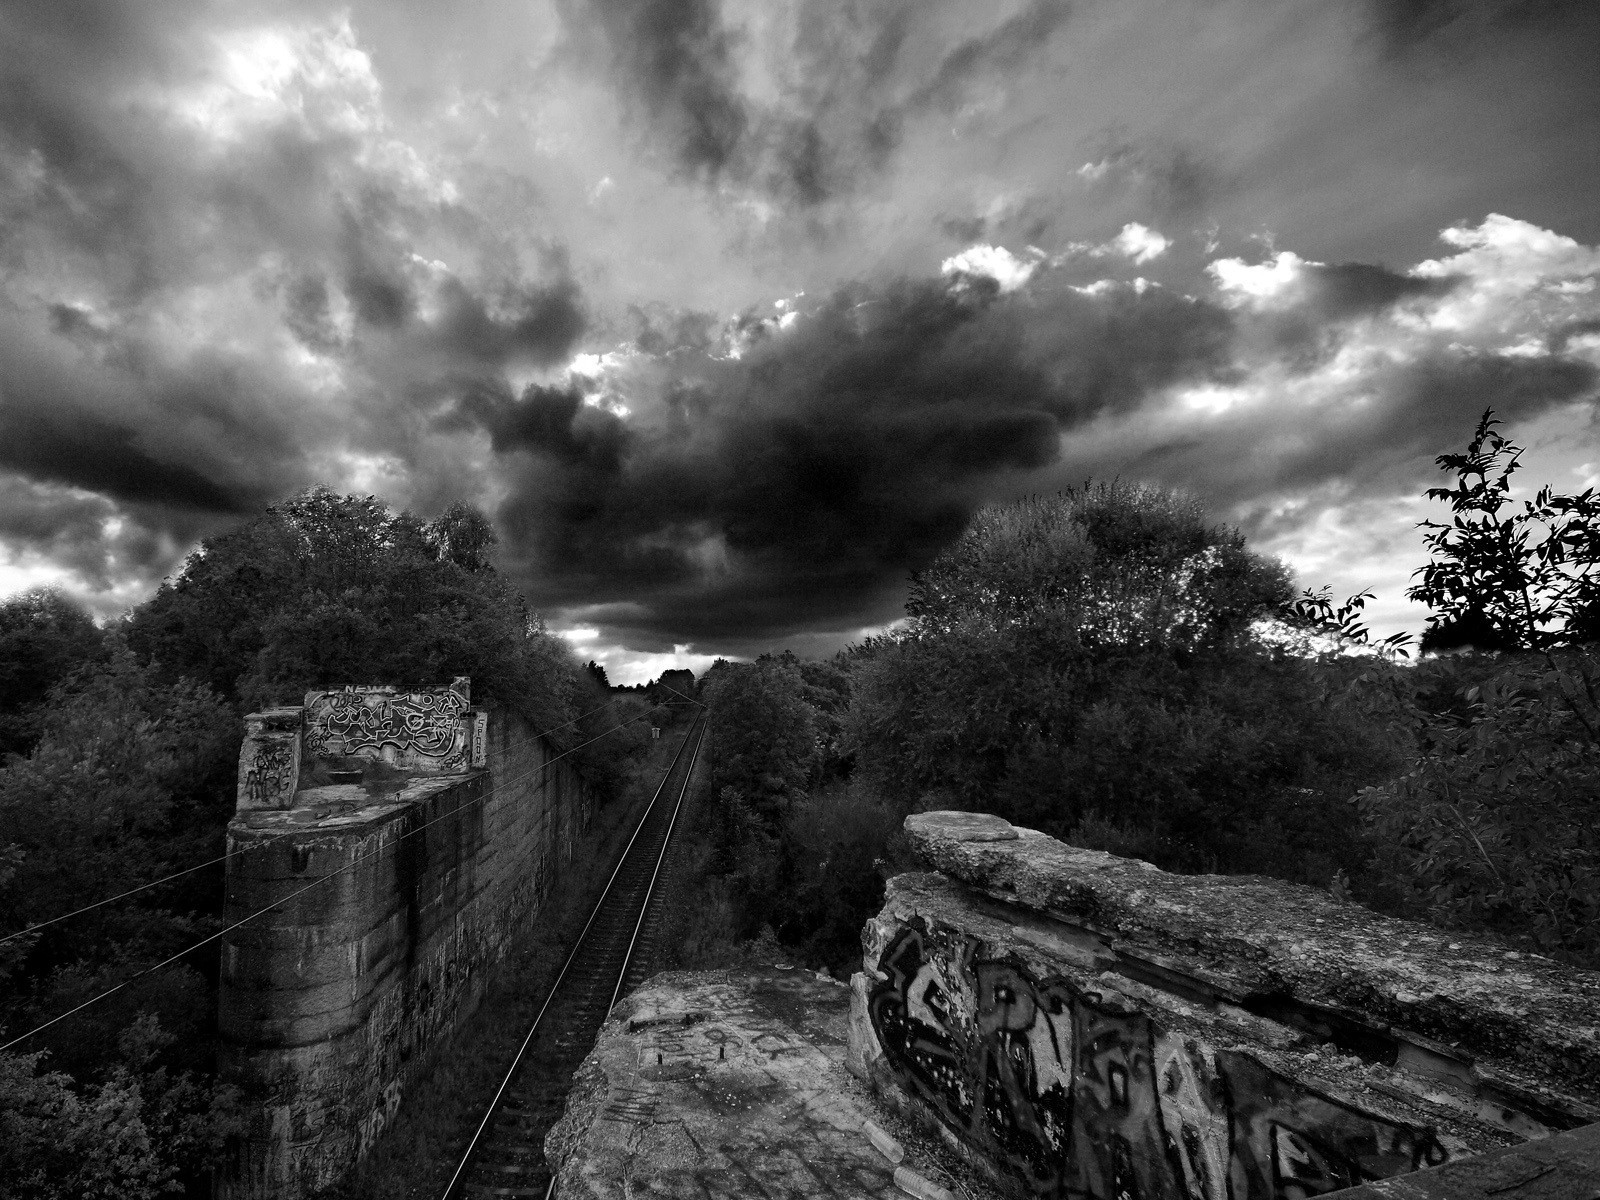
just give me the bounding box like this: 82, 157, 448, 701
0, 489, 641, 1199
673, 417, 1600, 976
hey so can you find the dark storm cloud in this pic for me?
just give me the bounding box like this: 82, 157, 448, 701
0, 474, 234, 603
1253, 261, 1462, 370
478, 270, 1237, 640
575, 0, 747, 178
1366, 0, 1597, 53
1246, 352, 1600, 507
1073, 345, 1600, 538
1300, 262, 1458, 319
904, 0, 1073, 113
428, 277, 586, 367
563, 0, 1073, 206
0, 401, 244, 513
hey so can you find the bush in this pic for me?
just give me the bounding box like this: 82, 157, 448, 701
778, 781, 902, 967
1357, 649, 1600, 965
0, 1017, 239, 1200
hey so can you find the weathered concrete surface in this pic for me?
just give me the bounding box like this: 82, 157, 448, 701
217, 694, 595, 1200
546, 968, 1001, 1200
846, 812, 1600, 1200
1330, 1121, 1600, 1198
902, 811, 1600, 1129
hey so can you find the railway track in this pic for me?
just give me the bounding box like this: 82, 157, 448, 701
442, 712, 707, 1200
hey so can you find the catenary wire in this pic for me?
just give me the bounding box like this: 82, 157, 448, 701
0, 695, 627, 949
0, 697, 677, 1053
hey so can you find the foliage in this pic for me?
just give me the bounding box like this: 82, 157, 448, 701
1356, 649, 1600, 965
0, 588, 108, 759
701, 658, 817, 825
1409, 408, 1600, 651
0, 649, 237, 1073
0, 1016, 240, 1200
848, 485, 1402, 882
0, 492, 607, 1193
687, 657, 904, 965
1281, 587, 1414, 658
1290, 413, 1600, 965
848, 625, 1406, 881
906, 483, 1292, 656
126, 488, 584, 731
568, 694, 655, 805
778, 781, 902, 963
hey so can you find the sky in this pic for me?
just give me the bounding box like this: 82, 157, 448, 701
1, 0, 1598, 684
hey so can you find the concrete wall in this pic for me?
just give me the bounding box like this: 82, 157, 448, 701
850, 812, 1600, 1200
216, 686, 594, 1199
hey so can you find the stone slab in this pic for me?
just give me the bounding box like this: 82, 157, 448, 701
545, 967, 1003, 1200
1328, 1121, 1600, 1199
903, 811, 1600, 1124
854, 870, 1529, 1200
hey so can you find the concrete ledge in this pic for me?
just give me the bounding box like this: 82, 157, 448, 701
904, 811, 1600, 1124
836, 812, 1600, 1200
1328, 1121, 1600, 1198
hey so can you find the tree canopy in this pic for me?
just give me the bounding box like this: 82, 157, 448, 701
0, 589, 107, 759
906, 483, 1291, 655
849, 481, 1398, 878
126, 488, 583, 727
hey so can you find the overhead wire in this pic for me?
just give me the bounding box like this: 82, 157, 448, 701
0, 695, 677, 1053
0, 695, 626, 949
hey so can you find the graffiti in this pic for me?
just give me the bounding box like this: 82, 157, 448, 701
471, 710, 488, 768
304, 680, 471, 771
868, 926, 1448, 1200
238, 734, 299, 809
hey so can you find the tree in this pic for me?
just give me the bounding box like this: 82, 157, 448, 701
906, 483, 1292, 655
701, 658, 816, 826
0, 649, 238, 1072
847, 484, 1405, 880
0, 589, 107, 759
126, 488, 584, 730
1409, 408, 1600, 652
1318, 411, 1600, 966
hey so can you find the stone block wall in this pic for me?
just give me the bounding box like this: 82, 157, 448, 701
850, 812, 1600, 1200
216, 683, 595, 1199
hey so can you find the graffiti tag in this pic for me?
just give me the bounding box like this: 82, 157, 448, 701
868, 925, 1448, 1200
304, 681, 470, 769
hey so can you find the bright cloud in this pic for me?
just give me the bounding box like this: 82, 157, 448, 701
940, 244, 1042, 292
1208, 250, 1310, 307
1111, 222, 1170, 264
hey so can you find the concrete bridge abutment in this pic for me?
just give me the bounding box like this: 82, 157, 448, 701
215, 678, 593, 1199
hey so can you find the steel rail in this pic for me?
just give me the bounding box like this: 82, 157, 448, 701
607, 714, 705, 1014
441, 713, 706, 1200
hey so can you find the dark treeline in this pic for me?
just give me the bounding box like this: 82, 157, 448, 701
0, 488, 653, 1199
675, 413, 1600, 977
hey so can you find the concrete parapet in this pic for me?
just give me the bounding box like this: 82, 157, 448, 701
215, 682, 594, 1199
848, 811, 1600, 1200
